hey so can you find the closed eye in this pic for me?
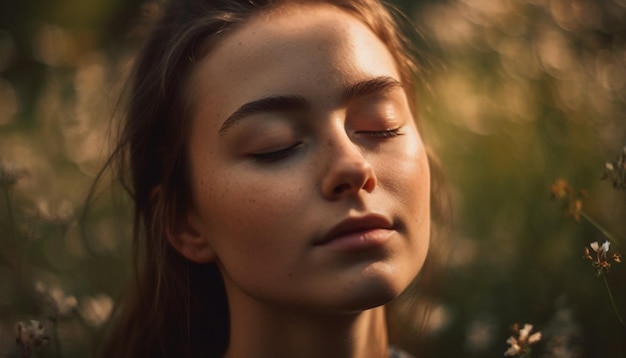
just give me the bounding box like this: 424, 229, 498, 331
250, 142, 302, 163
356, 127, 403, 138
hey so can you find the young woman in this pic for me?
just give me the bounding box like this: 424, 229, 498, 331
100, 0, 447, 357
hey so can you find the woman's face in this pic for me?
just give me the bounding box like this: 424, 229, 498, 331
182, 4, 430, 312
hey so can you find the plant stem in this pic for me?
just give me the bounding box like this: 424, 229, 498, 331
52, 317, 63, 358
2, 186, 16, 240
579, 210, 623, 249
2, 186, 21, 283
602, 273, 625, 325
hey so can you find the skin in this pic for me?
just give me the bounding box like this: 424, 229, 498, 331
172, 4, 431, 358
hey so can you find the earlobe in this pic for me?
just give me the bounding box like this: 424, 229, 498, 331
151, 186, 217, 264
168, 210, 217, 264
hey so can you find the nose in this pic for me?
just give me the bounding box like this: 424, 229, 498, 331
320, 134, 377, 200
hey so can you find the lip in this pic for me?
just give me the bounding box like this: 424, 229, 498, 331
315, 214, 395, 250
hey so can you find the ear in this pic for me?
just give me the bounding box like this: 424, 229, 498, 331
153, 187, 217, 264
169, 209, 217, 264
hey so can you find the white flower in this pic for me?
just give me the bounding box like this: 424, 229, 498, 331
504, 337, 521, 356
29, 320, 46, 338
504, 345, 521, 356
518, 324, 533, 341
590, 241, 610, 258
504, 323, 542, 356
528, 331, 542, 344
15, 320, 49, 351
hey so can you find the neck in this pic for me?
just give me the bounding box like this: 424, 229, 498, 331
223, 297, 389, 358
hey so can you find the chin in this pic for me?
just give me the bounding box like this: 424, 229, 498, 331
334, 262, 419, 313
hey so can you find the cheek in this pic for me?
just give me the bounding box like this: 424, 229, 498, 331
406, 145, 431, 230
377, 136, 431, 253
193, 169, 316, 295
193, 165, 309, 256
403, 148, 430, 213
378, 135, 430, 207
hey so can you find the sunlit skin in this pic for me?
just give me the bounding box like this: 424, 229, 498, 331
171, 4, 431, 358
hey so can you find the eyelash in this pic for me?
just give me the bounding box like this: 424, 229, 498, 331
357, 127, 403, 138
251, 142, 302, 162
251, 128, 402, 163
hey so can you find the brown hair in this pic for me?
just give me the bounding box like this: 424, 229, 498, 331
98, 0, 448, 357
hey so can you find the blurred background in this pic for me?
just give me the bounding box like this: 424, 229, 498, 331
0, 0, 625, 356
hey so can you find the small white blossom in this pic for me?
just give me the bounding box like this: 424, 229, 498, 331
528, 331, 542, 344
518, 324, 533, 341
590, 241, 610, 259
585, 240, 621, 274
504, 337, 521, 356
504, 323, 542, 357
504, 346, 521, 356
15, 320, 50, 354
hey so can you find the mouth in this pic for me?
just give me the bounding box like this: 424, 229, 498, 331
315, 214, 396, 250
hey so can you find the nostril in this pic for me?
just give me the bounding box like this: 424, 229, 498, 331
333, 183, 351, 194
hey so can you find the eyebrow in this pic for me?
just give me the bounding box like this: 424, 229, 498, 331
218, 76, 402, 136
342, 76, 402, 102
218, 95, 308, 135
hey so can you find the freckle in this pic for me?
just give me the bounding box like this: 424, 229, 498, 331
288, 273, 293, 277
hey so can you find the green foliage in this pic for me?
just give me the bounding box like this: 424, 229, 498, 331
413, 0, 626, 356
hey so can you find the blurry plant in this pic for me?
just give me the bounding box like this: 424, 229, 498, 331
0, 162, 28, 188
1, 163, 57, 357
0, 161, 28, 284
15, 320, 50, 358
602, 146, 626, 190
1, 161, 103, 357
504, 323, 542, 357
541, 300, 583, 358
0, 158, 119, 358
583, 240, 622, 276
551, 146, 626, 325
551, 177, 623, 251
550, 179, 587, 223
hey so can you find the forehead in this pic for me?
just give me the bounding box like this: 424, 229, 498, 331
187, 4, 400, 123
